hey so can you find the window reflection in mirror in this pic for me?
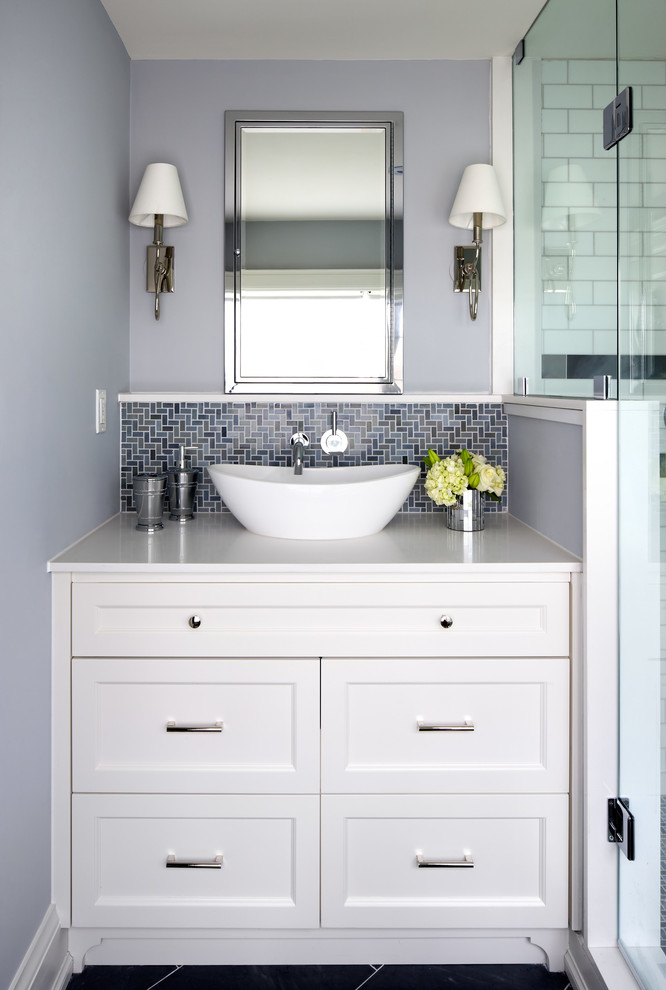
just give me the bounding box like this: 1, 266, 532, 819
224, 112, 403, 393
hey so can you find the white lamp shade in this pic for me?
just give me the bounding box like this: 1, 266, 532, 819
129, 163, 188, 228
449, 163, 506, 230
542, 163, 600, 230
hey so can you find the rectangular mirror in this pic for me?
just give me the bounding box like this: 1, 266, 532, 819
224, 111, 403, 393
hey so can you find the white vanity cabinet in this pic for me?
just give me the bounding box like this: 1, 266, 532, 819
49, 514, 580, 971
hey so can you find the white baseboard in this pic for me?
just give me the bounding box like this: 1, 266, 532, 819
8, 905, 72, 990
566, 934, 641, 990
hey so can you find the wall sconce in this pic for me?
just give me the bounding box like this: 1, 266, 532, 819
449, 164, 506, 321
129, 163, 188, 320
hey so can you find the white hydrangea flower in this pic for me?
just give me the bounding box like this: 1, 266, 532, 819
425, 455, 469, 507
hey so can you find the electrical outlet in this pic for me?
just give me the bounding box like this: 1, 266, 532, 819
95, 388, 107, 434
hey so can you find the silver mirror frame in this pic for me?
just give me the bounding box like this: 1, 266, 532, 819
224, 110, 404, 394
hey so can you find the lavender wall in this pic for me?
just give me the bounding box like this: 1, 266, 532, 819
129, 60, 493, 393
0, 1, 129, 983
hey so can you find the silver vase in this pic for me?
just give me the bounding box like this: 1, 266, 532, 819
446, 489, 485, 531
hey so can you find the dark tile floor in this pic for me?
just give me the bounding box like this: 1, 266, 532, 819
67, 964, 571, 990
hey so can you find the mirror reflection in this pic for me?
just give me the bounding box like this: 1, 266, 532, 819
224, 111, 403, 393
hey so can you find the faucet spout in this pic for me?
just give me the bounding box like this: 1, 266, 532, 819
290, 432, 310, 475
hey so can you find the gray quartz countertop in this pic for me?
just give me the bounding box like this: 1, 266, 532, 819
48, 512, 581, 574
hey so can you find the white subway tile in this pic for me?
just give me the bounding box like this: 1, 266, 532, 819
593, 330, 617, 351
544, 133, 593, 157
645, 313, 666, 333
557, 231, 595, 254
645, 183, 666, 208
542, 109, 569, 132
618, 231, 643, 256
643, 86, 666, 110
619, 206, 659, 232
541, 207, 573, 231
594, 182, 616, 207
594, 232, 616, 255
593, 84, 616, 109
543, 84, 593, 108
618, 183, 644, 207
544, 282, 594, 305
569, 157, 616, 182
594, 281, 617, 304
545, 183, 595, 207
542, 329, 594, 351
542, 157, 567, 180
619, 61, 666, 85
542, 308, 575, 331
620, 255, 666, 280
620, 159, 645, 183
645, 134, 666, 158
643, 231, 666, 256
573, 256, 618, 280
646, 159, 666, 183
544, 230, 589, 251
597, 133, 642, 157
568, 304, 617, 330
569, 60, 615, 85
581, 206, 618, 230
542, 60, 568, 83
569, 109, 603, 133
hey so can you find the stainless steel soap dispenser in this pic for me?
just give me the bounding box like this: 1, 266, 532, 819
167, 446, 199, 522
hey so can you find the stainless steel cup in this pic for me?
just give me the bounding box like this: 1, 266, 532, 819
133, 473, 167, 532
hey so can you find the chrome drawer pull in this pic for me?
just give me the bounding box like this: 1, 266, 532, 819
440, 615, 454, 628
188, 615, 202, 629
166, 720, 223, 732
416, 852, 474, 869
166, 854, 223, 869
417, 719, 474, 732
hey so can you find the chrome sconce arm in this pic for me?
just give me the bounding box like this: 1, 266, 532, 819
129, 163, 188, 322
449, 165, 506, 323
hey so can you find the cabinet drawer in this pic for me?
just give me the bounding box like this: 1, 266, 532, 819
72, 580, 570, 658
72, 659, 319, 793
321, 794, 568, 929
72, 794, 319, 928
321, 658, 569, 793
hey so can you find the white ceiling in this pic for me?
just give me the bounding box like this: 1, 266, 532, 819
99, 0, 549, 61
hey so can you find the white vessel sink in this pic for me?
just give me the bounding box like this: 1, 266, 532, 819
207, 463, 420, 540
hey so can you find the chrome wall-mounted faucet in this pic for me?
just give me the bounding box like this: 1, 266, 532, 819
290, 431, 310, 475
321, 411, 348, 454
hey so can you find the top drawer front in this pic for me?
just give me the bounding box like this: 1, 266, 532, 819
72, 581, 570, 658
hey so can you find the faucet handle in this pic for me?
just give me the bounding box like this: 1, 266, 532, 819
321, 411, 348, 454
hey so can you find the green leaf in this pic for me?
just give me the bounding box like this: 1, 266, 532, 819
459, 448, 472, 464
468, 472, 480, 489
423, 449, 440, 467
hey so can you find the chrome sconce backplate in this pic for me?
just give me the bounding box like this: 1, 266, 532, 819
146, 244, 175, 295
453, 245, 482, 294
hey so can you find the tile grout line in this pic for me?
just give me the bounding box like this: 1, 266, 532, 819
145, 965, 183, 990
353, 964, 385, 990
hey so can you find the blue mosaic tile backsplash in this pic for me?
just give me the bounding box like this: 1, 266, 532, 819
120, 401, 508, 514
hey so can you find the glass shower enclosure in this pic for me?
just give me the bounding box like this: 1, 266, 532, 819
514, 1, 666, 987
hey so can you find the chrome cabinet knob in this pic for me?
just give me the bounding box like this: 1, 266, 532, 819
188, 614, 202, 629
440, 615, 454, 629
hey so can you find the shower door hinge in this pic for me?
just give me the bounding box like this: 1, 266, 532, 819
603, 87, 633, 150
608, 797, 635, 860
